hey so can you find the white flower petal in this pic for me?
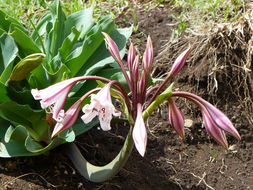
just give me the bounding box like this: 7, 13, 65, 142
81, 105, 98, 124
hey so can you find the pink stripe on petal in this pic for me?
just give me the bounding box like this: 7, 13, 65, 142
52, 86, 72, 120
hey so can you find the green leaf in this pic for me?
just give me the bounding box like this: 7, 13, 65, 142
77, 27, 132, 76
0, 117, 10, 139
69, 27, 132, 97
45, 0, 66, 62
64, 7, 94, 39
0, 33, 18, 83
10, 27, 41, 57
65, 16, 115, 76
0, 28, 5, 36
0, 10, 26, 33
4, 125, 27, 142
72, 120, 98, 136
59, 27, 81, 62
0, 141, 40, 157
0, 82, 11, 103
31, 12, 52, 44
25, 128, 75, 153
64, 127, 134, 182
0, 101, 48, 142
0, 125, 40, 157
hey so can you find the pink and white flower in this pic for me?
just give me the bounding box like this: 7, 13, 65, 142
133, 103, 147, 157
31, 77, 84, 120
81, 84, 121, 131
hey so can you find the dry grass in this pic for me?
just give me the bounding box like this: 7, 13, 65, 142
157, 5, 253, 123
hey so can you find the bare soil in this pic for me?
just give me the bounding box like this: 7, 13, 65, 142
0, 2, 252, 190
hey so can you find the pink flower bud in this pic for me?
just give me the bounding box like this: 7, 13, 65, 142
203, 101, 241, 140
168, 98, 185, 138
51, 99, 82, 137
133, 104, 147, 157
127, 43, 136, 72
143, 36, 153, 73
172, 91, 241, 142
202, 109, 228, 149
102, 32, 122, 64
169, 47, 191, 77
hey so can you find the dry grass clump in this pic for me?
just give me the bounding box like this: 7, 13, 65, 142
156, 8, 253, 124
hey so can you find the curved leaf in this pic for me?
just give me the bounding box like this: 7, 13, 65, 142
10, 27, 41, 57
0, 101, 48, 141
64, 7, 94, 38
65, 16, 115, 76
0, 33, 18, 83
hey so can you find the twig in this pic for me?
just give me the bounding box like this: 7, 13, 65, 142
190, 172, 215, 190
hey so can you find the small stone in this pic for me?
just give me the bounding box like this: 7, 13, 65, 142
184, 119, 193, 128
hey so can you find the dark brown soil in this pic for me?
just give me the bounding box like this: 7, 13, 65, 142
1, 2, 252, 190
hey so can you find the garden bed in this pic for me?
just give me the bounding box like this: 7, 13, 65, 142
0, 1, 252, 190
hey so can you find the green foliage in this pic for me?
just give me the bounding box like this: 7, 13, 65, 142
0, 0, 132, 157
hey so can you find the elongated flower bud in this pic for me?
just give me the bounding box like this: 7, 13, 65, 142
102, 32, 122, 64
172, 91, 241, 141
203, 101, 241, 140
168, 98, 185, 138
202, 109, 228, 149
133, 103, 147, 157
52, 99, 82, 137
138, 72, 146, 104
127, 43, 136, 72
132, 55, 139, 83
169, 47, 191, 77
143, 36, 153, 73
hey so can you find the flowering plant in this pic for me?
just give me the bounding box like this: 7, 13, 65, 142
0, 1, 131, 157
29, 33, 240, 182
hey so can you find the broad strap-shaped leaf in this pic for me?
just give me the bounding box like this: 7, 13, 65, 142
77, 27, 132, 76
0, 82, 11, 103
10, 27, 41, 57
0, 117, 10, 139
4, 125, 27, 143
0, 10, 26, 33
31, 12, 52, 45
0, 33, 18, 83
0, 101, 48, 142
59, 28, 81, 62
64, 127, 134, 182
65, 16, 115, 76
72, 27, 132, 96
45, 0, 66, 62
64, 7, 94, 39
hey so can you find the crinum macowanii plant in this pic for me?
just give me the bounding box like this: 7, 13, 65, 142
31, 33, 240, 182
